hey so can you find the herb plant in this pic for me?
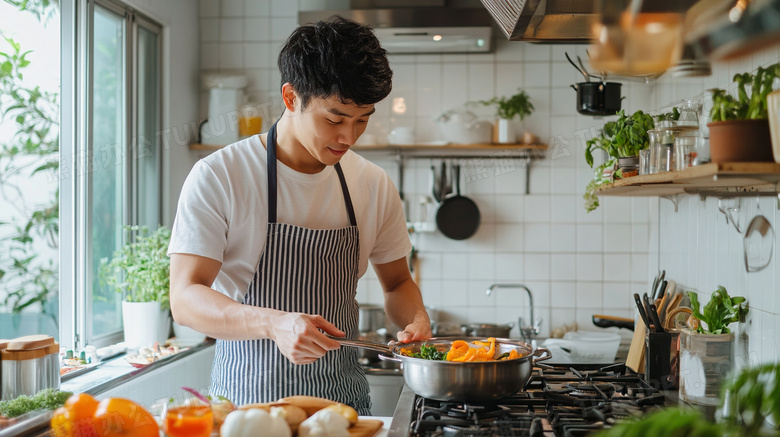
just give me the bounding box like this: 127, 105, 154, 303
477, 89, 534, 121
594, 407, 724, 437
0, 389, 72, 418
585, 110, 655, 167
710, 63, 780, 122
721, 362, 780, 436
688, 286, 747, 335
583, 158, 620, 213
99, 225, 172, 310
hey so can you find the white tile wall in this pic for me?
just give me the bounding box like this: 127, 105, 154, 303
196, 2, 778, 358
653, 47, 780, 365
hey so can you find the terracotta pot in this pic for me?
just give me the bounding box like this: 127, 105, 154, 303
707, 119, 774, 162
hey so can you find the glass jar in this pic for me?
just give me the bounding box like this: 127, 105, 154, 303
674, 131, 698, 171
677, 99, 701, 127
639, 149, 650, 175
647, 129, 664, 174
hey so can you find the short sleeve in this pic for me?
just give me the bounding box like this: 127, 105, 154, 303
168, 160, 230, 262
368, 172, 412, 265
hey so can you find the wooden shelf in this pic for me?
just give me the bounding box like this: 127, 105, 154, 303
190, 143, 548, 154
353, 143, 547, 151
596, 162, 780, 197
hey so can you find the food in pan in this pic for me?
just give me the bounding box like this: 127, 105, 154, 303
399, 337, 523, 362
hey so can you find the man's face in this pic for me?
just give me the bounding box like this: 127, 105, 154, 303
291, 94, 375, 168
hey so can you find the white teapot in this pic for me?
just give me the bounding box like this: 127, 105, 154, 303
436, 109, 492, 144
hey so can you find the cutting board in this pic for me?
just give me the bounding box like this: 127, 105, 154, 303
626, 313, 646, 373
350, 418, 384, 437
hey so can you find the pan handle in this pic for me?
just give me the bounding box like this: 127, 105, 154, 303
531, 347, 552, 363
377, 353, 403, 363
327, 335, 394, 354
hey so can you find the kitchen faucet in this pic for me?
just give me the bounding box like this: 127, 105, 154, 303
485, 284, 541, 343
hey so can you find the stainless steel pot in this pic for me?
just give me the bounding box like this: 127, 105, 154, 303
461, 323, 514, 338
334, 336, 551, 402
358, 304, 386, 333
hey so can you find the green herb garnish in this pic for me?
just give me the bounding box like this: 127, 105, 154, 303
409, 343, 446, 360
0, 389, 72, 418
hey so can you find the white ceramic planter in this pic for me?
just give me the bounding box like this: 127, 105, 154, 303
493, 118, 516, 144
172, 321, 207, 347
122, 301, 170, 349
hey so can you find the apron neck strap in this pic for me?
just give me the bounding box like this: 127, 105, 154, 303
266, 122, 357, 227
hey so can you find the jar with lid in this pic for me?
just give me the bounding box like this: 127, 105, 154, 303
677, 99, 701, 127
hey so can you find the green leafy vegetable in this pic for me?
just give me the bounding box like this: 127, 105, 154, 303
688, 286, 747, 334
710, 63, 780, 121
721, 362, 780, 436
593, 407, 724, 437
583, 158, 621, 213
655, 107, 680, 122
409, 343, 446, 360
0, 388, 72, 418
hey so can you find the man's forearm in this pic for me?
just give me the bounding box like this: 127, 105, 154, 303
382, 278, 430, 331
172, 284, 281, 341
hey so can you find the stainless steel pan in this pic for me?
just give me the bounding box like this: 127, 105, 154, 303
333, 336, 551, 402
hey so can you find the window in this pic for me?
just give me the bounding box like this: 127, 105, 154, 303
61, 0, 163, 349
0, 2, 60, 339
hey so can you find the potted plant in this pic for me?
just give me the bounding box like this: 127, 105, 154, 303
708, 63, 780, 162
477, 89, 534, 144
100, 225, 174, 349
679, 286, 748, 407
585, 109, 655, 173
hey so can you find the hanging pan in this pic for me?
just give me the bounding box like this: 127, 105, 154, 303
436, 164, 480, 240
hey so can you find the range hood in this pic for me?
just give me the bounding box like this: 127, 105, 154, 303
298, 0, 494, 54
479, 0, 700, 43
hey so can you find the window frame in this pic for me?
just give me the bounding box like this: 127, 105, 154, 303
60, 0, 164, 350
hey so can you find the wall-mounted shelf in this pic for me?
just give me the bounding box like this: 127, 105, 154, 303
188, 143, 549, 195
595, 162, 780, 198
190, 142, 548, 156
352, 143, 547, 158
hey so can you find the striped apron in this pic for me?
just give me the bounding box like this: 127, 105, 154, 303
209, 121, 371, 414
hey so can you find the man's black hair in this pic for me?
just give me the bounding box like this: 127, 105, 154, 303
278, 15, 393, 109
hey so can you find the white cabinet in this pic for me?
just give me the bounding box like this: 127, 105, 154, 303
366, 372, 405, 417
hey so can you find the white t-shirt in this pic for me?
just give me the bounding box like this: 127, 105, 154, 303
168, 135, 411, 302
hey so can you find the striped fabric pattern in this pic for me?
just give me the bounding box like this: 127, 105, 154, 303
209, 121, 370, 414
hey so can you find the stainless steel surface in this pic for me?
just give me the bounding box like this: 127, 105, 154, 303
460, 322, 513, 338
1, 352, 59, 401
299, 0, 493, 54
485, 284, 541, 342
337, 336, 552, 402
358, 304, 386, 333
0, 409, 52, 437
387, 384, 416, 437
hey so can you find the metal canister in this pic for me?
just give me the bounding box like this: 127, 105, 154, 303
1, 335, 59, 401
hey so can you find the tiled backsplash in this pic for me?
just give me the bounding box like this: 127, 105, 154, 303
198, 0, 778, 362
653, 48, 780, 365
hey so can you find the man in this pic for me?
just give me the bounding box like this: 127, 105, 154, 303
168, 16, 431, 415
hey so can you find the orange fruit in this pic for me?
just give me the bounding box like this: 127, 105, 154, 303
93, 398, 159, 437
50, 393, 100, 437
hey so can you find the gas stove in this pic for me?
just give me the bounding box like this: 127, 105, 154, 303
387, 363, 669, 437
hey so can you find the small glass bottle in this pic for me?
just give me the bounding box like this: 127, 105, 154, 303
662, 131, 675, 172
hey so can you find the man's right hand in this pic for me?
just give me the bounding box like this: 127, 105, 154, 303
270, 313, 344, 364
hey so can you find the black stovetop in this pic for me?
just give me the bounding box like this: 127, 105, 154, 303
390, 363, 668, 437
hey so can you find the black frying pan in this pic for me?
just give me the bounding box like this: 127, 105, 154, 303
436, 164, 480, 240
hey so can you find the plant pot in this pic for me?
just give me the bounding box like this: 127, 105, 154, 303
707, 119, 774, 162
172, 321, 207, 347
617, 155, 640, 177
493, 118, 516, 144
122, 301, 170, 349
679, 329, 735, 406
